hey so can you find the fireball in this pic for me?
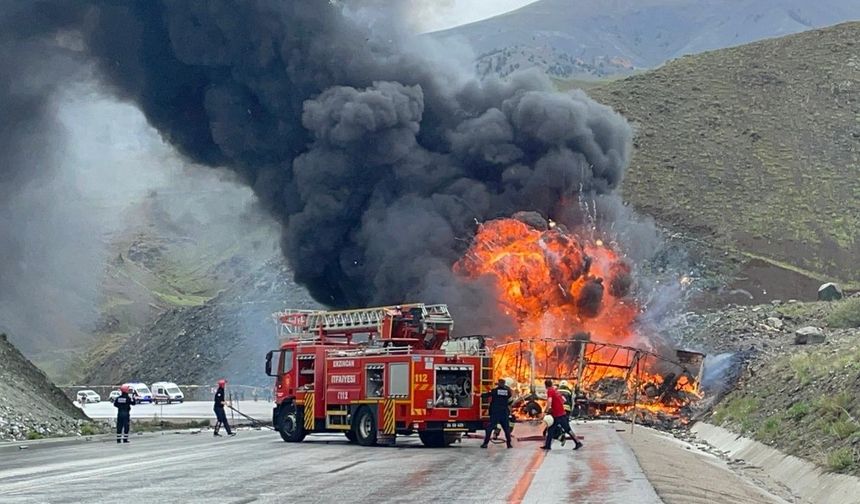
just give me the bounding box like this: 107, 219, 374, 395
455, 215, 700, 420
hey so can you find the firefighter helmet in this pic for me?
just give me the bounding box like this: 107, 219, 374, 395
559, 380, 570, 388
120, 384, 130, 393
543, 414, 554, 427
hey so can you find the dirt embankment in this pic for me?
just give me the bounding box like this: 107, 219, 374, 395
0, 333, 88, 441
683, 295, 860, 476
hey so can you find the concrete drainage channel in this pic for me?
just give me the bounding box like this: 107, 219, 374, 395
692, 423, 860, 504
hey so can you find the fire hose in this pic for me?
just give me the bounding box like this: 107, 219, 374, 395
225, 404, 275, 430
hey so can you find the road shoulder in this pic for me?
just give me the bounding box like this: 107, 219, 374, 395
622, 425, 790, 504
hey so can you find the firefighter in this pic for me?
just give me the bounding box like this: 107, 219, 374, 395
558, 380, 573, 415
480, 378, 513, 449
114, 384, 133, 444
555, 380, 574, 444
572, 386, 588, 418
213, 379, 235, 437
541, 379, 583, 451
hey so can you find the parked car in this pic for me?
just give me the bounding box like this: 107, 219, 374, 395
108, 390, 121, 403
122, 382, 153, 403
151, 382, 184, 404
76, 390, 101, 404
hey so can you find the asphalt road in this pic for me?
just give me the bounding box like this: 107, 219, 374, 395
0, 422, 659, 504
79, 400, 274, 422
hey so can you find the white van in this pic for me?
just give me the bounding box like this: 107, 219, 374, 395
76, 390, 101, 404
123, 382, 153, 403
151, 382, 184, 404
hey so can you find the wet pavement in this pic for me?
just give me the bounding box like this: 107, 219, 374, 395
521, 424, 659, 504
0, 422, 660, 503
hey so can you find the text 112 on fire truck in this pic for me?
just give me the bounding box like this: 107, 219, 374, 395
265, 303, 493, 447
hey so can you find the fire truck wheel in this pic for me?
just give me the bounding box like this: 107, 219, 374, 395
418, 431, 458, 448
278, 404, 306, 443
353, 407, 377, 446
345, 430, 357, 443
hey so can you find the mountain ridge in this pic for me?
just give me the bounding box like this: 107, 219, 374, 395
433, 0, 860, 78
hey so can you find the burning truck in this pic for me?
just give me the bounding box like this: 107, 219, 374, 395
454, 213, 704, 426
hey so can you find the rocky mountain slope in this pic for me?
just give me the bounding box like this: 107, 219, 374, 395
0, 333, 88, 441
679, 295, 860, 475
586, 22, 860, 301
83, 258, 321, 388
433, 0, 860, 79
52, 186, 316, 385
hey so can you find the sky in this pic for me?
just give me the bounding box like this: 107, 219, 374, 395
418, 0, 538, 32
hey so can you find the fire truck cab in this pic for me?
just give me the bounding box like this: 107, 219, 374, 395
265, 304, 492, 447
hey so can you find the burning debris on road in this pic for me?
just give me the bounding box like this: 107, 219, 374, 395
455, 213, 704, 427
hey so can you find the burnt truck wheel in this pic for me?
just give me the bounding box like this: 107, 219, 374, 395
418, 431, 459, 447
523, 400, 542, 419
277, 403, 306, 443
353, 407, 377, 446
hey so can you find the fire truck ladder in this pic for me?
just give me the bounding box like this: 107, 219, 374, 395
480, 354, 494, 419
277, 304, 454, 336
304, 305, 394, 332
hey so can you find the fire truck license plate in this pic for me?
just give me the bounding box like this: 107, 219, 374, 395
446, 422, 465, 429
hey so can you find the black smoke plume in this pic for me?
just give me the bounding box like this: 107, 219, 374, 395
1, 1, 632, 332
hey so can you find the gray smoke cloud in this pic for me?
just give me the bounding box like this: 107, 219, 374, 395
1, 1, 632, 335
0, 6, 95, 355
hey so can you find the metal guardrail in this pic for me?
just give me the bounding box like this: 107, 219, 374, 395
59, 384, 274, 403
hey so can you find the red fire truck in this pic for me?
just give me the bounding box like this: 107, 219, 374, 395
265, 304, 492, 447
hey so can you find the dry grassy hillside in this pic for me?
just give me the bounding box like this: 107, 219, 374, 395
589, 22, 860, 289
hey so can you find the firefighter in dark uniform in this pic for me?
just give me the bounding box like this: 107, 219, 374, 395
481, 378, 513, 449
213, 379, 235, 437
114, 384, 133, 444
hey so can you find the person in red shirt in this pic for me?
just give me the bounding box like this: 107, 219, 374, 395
541, 379, 583, 451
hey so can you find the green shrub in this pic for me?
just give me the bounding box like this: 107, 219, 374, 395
787, 402, 810, 420
714, 396, 760, 433
758, 417, 782, 441
830, 418, 859, 440
777, 302, 820, 320
826, 298, 860, 328
816, 392, 853, 417
827, 447, 857, 472
789, 354, 814, 385
26, 431, 44, 440
80, 423, 97, 436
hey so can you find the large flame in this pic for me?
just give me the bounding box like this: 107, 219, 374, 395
455, 217, 699, 421
455, 218, 638, 345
